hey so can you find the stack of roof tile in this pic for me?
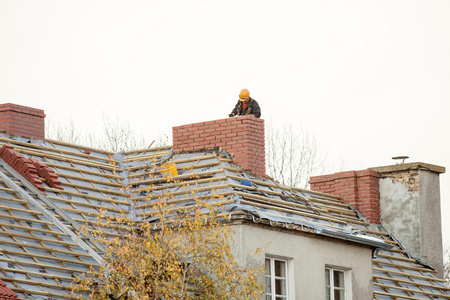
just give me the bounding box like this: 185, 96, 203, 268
0, 279, 18, 300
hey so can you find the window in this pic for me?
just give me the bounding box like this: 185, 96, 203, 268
325, 267, 350, 300
265, 257, 288, 300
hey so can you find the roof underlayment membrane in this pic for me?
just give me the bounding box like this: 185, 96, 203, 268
0, 132, 447, 299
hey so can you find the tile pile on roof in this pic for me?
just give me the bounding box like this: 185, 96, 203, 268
0, 132, 448, 299
0, 279, 18, 300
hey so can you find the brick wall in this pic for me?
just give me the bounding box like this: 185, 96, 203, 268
0, 103, 45, 140
377, 170, 420, 192
173, 115, 265, 178
309, 169, 380, 224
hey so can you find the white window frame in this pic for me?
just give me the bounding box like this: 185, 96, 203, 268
325, 266, 352, 300
265, 257, 290, 300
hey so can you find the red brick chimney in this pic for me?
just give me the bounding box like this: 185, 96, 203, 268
310, 162, 446, 277
0, 103, 45, 140
173, 115, 265, 178
309, 169, 381, 224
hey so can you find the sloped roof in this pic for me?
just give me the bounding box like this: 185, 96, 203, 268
0, 133, 448, 299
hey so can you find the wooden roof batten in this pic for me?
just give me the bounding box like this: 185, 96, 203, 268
0, 125, 447, 300
0, 158, 104, 263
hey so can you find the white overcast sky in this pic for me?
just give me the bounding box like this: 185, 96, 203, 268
1, 0, 449, 250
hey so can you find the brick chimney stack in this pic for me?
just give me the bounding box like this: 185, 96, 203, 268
172, 115, 265, 178
309, 169, 381, 224
0, 103, 45, 140
310, 162, 446, 278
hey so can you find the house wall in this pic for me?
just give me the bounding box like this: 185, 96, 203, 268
231, 224, 374, 299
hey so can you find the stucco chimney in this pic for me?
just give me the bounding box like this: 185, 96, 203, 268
310, 162, 446, 278
369, 162, 445, 278
0, 103, 45, 140
172, 115, 265, 178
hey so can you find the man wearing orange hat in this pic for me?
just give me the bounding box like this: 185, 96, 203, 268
229, 89, 261, 118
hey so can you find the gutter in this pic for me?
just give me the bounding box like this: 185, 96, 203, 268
224, 203, 393, 253
318, 228, 393, 251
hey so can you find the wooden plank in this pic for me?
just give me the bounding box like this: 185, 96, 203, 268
45, 195, 127, 214
0, 213, 53, 225
377, 253, 420, 264
19, 148, 119, 171
133, 176, 227, 193
138, 183, 230, 201
57, 172, 122, 187
130, 169, 220, 186
3, 139, 115, 163
238, 199, 347, 226
0, 257, 90, 273
0, 204, 44, 215
373, 290, 447, 300
46, 190, 129, 207
125, 152, 217, 167
123, 145, 172, 155
127, 159, 221, 178
0, 276, 76, 295
3, 285, 84, 300
373, 274, 450, 291
56, 181, 129, 197
373, 259, 436, 273
0, 223, 69, 237
1, 267, 75, 281
373, 267, 444, 282
121, 151, 168, 163
234, 191, 328, 214
0, 160, 104, 263
0, 239, 92, 257
45, 138, 115, 155
48, 163, 123, 179
374, 282, 449, 298
135, 191, 234, 213
0, 248, 96, 266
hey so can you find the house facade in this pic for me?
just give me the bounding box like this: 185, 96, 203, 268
0, 103, 447, 299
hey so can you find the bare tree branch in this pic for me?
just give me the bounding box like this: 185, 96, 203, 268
266, 119, 327, 188
46, 116, 153, 152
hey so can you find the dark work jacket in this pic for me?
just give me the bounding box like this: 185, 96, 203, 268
230, 98, 261, 118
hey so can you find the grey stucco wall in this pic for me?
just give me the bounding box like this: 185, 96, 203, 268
230, 224, 374, 300
378, 170, 444, 277
419, 171, 444, 277
379, 178, 422, 256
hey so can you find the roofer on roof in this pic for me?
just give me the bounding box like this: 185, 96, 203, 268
229, 89, 261, 118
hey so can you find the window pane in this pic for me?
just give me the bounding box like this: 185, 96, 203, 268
276, 297, 287, 300
333, 270, 345, 288
266, 296, 271, 300
275, 260, 286, 277
325, 269, 330, 286
275, 278, 286, 295
265, 259, 271, 275
326, 286, 330, 300
265, 276, 272, 293
334, 288, 345, 300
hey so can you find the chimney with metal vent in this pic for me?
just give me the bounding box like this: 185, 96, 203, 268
310, 162, 446, 278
